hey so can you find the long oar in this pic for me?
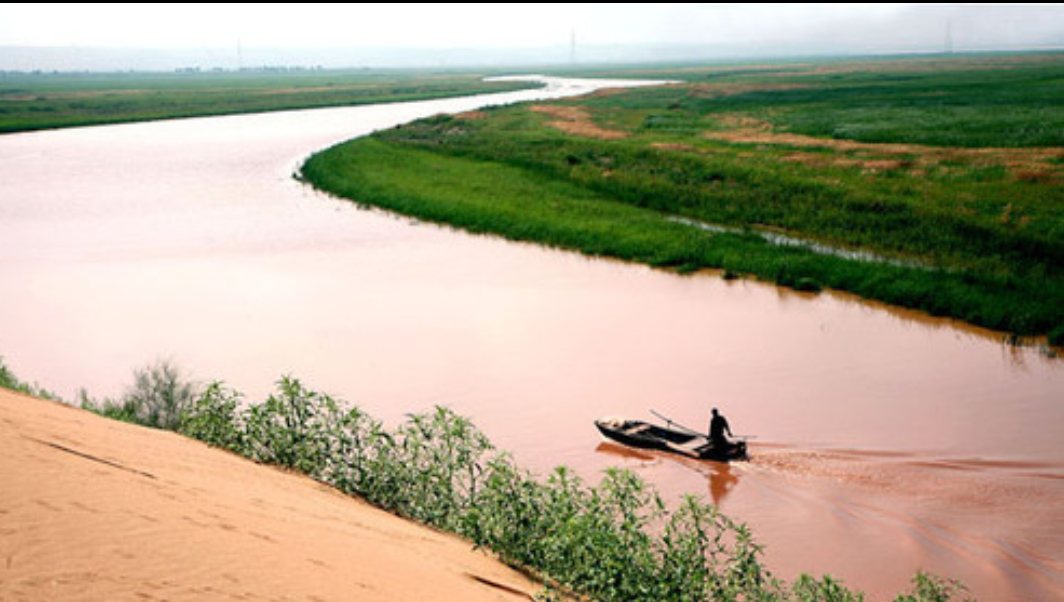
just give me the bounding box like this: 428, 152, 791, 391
651, 409, 757, 442
649, 409, 705, 437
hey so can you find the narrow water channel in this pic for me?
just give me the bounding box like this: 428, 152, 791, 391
1, 78, 1060, 601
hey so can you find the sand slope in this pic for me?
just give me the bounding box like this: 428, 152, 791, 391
0, 388, 539, 601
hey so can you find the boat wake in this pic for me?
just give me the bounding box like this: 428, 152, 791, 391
594, 441, 1064, 601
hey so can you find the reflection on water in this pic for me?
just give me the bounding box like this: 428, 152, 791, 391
1, 79, 1062, 602
708, 462, 740, 506
595, 441, 740, 507
594, 436, 1064, 601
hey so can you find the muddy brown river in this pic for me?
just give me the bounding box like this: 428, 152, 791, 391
1, 78, 1061, 601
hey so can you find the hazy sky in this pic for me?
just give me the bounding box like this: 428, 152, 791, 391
0, 4, 910, 48
1, 3, 1062, 69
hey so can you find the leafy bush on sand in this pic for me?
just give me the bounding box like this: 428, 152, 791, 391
168, 374, 970, 602
78, 359, 199, 430
0, 357, 968, 602
3, 358, 974, 600
0, 355, 60, 401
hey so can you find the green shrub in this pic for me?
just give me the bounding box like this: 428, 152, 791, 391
162, 374, 970, 602
891, 572, 972, 602
128, 360, 198, 429
180, 381, 246, 452
379, 407, 495, 530
80, 359, 198, 429
0, 355, 60, 400
78, 389, 140, 424
66, 365, 973, 602
242, 375, 343, 476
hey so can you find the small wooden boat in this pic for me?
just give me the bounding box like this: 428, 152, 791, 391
594, 417, 748, 462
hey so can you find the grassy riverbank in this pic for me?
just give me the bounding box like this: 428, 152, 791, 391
302, 52, 1064, 341
0, 68, 537, 133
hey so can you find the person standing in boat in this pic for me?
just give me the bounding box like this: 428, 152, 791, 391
708, 408, 733, 448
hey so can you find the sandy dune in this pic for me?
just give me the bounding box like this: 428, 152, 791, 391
0, 388, 539, 601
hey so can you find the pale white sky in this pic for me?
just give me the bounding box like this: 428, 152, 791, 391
1, 3, 1061, 70
0, 3, 984, 48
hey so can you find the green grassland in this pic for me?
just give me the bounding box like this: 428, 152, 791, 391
0, 68, 537, 133
559, 53, 1064, 147
302, 53, 1064, 342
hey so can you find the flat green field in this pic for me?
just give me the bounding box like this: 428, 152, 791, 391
0, 68, 536, 133
302, 53, 1064, 342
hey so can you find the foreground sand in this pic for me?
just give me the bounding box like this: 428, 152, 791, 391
0, 388, 540, 601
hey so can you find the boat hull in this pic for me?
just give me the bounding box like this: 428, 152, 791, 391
595, 418, 747, 462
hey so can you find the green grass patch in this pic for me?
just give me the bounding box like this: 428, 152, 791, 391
302, 137, 718, 268
0, 69, 539, 133
564, 53, 1064, 147
302, 53, 1064, 339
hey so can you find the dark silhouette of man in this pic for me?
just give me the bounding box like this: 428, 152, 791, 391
708, 408, 733, 447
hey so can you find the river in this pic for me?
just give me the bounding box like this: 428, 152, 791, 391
0, 77, 1061, 601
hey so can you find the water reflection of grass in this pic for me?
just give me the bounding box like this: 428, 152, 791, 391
303, 53, 1064, 341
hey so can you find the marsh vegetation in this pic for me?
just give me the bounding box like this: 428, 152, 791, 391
302, 53, 1064, 341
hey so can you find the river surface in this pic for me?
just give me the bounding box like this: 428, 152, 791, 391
1, 78, 1061, 602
